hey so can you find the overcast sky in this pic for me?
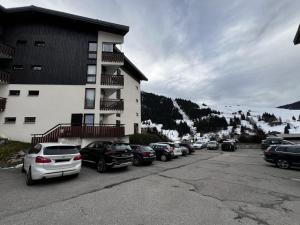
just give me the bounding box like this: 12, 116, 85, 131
1, 0, 300, 107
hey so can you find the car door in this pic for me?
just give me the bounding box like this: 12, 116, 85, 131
24, 144, 42, 171
289, 146, 300, 165
88, 142, 102, 162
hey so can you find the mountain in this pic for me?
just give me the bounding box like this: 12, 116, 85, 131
278, 101, 300, 110
141, 92, 300, 141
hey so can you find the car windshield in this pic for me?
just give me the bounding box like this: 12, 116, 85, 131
43, 146, 79, 155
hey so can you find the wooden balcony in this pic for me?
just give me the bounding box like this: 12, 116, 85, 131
100, 99, 124, 111
101, 74, 124, 86
102, 52, 124, 64
0, 71, 10, 84
0, 97, 7, 112
0, 43, 14, 59
32, 124, 125, 145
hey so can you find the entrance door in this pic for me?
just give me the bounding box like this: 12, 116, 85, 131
71, 114, 83, 126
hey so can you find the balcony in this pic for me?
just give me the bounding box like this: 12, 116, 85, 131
32, 124, 125, 145
101, 74, 124, 86
0, 43, 14, 59
0, 97, 7, 112
100, 99, 124, 111
102, 52, 124, 64
0, 71, 10, 84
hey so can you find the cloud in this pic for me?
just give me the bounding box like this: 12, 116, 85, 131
1, 0, 300, 107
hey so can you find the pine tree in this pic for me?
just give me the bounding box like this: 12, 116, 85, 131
241, 114, 246, 120
284, 125, 290, 134
292, 116, 296, 121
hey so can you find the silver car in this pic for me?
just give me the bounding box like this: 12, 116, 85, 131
23, 143, 82, 185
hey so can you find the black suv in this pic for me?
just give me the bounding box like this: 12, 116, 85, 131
264, 145, 300, 169
221, 141, 237, 151
80, 142, 133, 172
130, 145, 156, 166
149, 143, 174, 161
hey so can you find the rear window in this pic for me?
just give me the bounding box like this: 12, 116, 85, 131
113, 144, 132, 151
142, 146, 153, 151
43, 146, 79, 155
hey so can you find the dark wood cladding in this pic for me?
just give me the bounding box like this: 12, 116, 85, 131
31, 123, 125, 145
100, 99, 124, 111
0, 43, 14, 58
101, 74, 124, 86
0, 70, 10, 83
102, 52, 124, 63
2, 20, 97, 85
0, 97, 7, 111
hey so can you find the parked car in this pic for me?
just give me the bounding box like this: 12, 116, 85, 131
149, 143, 174, 161
261, 137, 294, 149
179, 146, 189, 156
192, 140, 207, 149
80, 141, 133, 173
221, 141, 237, 151
264, 145, 300, 169
179, 142, 195, 154
22, 143, 82, 185
130, 145, 156, 166
158, 142, 182, 157
207, 141, 219, 150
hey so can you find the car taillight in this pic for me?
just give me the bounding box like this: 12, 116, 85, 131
143, 152, 150, 157
264, 147, 272, 155
73, 154, 82, 161
35, 156, 51, 163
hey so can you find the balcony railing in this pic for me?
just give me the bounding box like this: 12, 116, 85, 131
100, 99, 124, 111
0, 97, 7, 112
0, 43, 14, 59
101, 74, 124, 86
102, 52, 124, 63
0, 71, 10, 84
31, 124, 125, 145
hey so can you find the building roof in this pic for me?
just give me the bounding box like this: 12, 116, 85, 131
0, 5, 129, 35
123, 55, 148, 81
294, 24, 300, 45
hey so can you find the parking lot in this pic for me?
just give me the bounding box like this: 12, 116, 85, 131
0, 147, 300, 225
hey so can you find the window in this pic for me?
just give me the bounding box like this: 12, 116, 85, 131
88, 42, 97, 59
134, 123, 139, 134
136, 86, 139, 90
136, 113, 139, 116
24, 117, 36, 124
84, 114, 94, 125
116, 90, 121, 99
29, 144, 42, 154
87, 65, 96, 83
16, 40, 27, 45
116, 120, 121, 126
31, 65, 42, 71
117, 69, 121, 75
13, 65, 24, 70
116, 113, 121, 117
84, 88, 95, 109
4, 117, 16, 124
28, 90, 39, 96
34, 41, 45, 47
136, 99, 139, 103
9, 90, 20, 96
102, 43, 114, 52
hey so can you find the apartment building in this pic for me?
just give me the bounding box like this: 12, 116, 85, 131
0, 5, 147, 146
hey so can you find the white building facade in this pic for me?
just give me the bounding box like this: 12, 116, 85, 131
0, 6, 147, 146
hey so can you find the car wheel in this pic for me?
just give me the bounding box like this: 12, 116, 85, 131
133, 157, 141, 166
26, 168, 34, 186
97, 159, 107, 173
161, 154, 167, 162
276, 159, 290, 169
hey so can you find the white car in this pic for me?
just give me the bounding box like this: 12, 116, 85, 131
192, 141, 206, 149
23, 143, 82, 185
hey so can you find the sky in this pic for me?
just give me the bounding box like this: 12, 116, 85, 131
1, 0, 300, 107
